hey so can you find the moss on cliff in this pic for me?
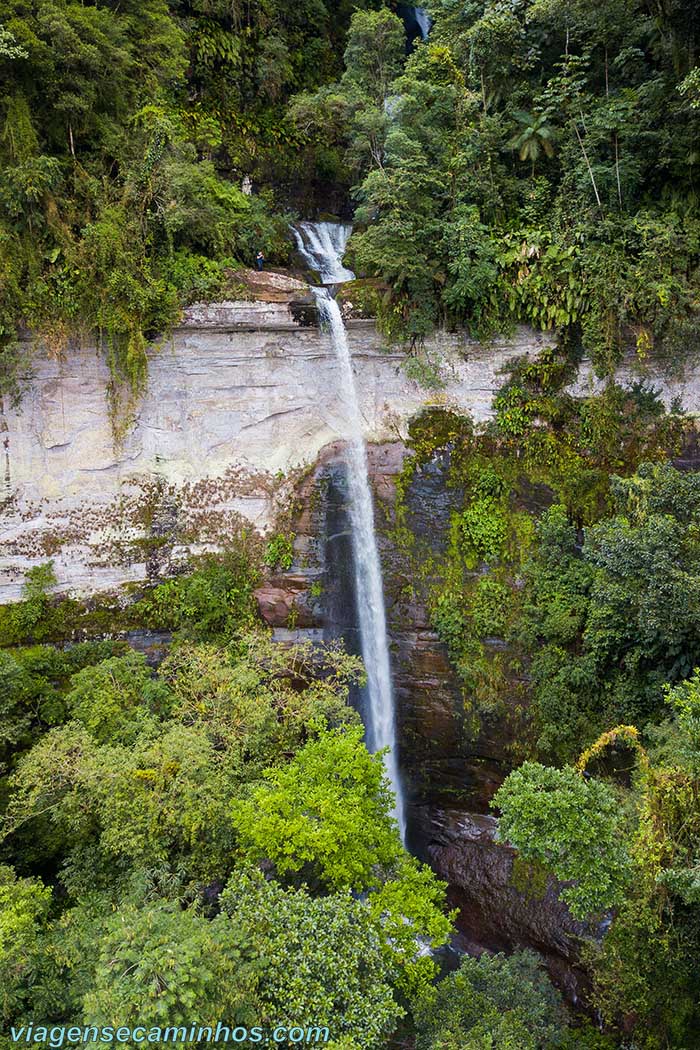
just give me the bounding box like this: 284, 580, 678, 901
389, 358, 688, 759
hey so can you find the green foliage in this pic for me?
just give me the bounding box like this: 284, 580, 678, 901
415, 951, 568, 1050
0, 339, 31, 405
395, 395, 700, 1044
82, 898, 258, 1028
493, 762, 632, 918
221, 871, 401, 1047
0, 865, 51, 1022
6, 1, 700, 1043
514, 459, 700, 762
232, 726, 402, 891
577, 678, 700, 1044
343, 9, 405, 103
654, 671, 700, 776
0, 640, 129, 765
3, 635, 364, 888
508, 111, 556, 175
0, 561, 59, 647
395, 393, 682, 756
457, 496, 508, 566
0, 0, 370, 418
138, 552, 260, 641
263, 533, 295, 571
0, 615, 451, 1048
471, 576, 510, 637
232, 724, 452, 996
0, 550, 261, 649
158, 249, 232, 305
65, 652, 173, 745
316, 0, 700, 359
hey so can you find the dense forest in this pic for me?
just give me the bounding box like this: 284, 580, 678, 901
2, 0, 699, 397
3, 1, 700, 1048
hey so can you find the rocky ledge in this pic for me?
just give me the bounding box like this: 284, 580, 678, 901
421, 807, 598, 1002
0, 309, 553, 602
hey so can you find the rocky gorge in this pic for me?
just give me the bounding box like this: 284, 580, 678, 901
3, 277, 700, 1001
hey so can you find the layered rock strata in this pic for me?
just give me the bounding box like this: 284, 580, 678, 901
1, 303, 553, 602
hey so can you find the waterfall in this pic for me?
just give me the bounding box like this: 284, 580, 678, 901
414, 6, 431, 41
293, 222, 406, 841
293, 221, 355, 284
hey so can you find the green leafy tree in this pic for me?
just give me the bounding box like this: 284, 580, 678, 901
414, 950, 568, 1050
232, 725, 452, 995
65, 651, 173, 744
0, 866, 51, 1022
342, 8, 405, 103
221, 871, 401, 1048
82, 899, 259, 1028
231, 725, 401, 891
507, 111, 556, 176
493, 762, 632, 917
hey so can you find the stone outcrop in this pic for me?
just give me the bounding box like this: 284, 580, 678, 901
0, 306, 553, 602
226, 267, 312, 304
419, 807, 597, 1001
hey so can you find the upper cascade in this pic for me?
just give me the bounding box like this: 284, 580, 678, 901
414, 6, 431, 41
293, 221, 355, 285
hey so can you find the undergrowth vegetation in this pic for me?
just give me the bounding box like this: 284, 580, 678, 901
389, 361, 700, 1043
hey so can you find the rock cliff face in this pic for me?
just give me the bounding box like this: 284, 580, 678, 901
5, 299, 699, 997
1, 303, 553, 602
253, 439, 595, 997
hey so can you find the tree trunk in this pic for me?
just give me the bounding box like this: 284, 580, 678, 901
574, 116, 603, 211
614, 132, 622, 207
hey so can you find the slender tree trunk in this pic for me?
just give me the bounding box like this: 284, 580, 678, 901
574, 115, 603, 210
605, 47, 622, 207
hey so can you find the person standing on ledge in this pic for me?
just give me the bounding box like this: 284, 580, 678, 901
256, 250, 265, 271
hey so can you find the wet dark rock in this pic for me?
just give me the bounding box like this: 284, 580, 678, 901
402, 449, 464, 555
290, 300, 319, 326
674, 426, 700, 471
122, 629, 173, 666
417, 806, 597, 1002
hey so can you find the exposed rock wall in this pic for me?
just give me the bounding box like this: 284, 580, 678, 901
419, 808, 597, 1001
254, 441, 594, 998
1, 304, 553, 602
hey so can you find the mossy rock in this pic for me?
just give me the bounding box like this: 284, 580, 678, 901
336, 278, 387, 319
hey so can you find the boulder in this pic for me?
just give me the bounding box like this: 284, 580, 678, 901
226, 268, 312, 303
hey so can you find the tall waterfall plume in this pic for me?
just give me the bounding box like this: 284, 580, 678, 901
293, 221, 406, 840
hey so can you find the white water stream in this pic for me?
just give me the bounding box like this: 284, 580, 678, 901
414, 6, 431, 41
293, 221, 406, 841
